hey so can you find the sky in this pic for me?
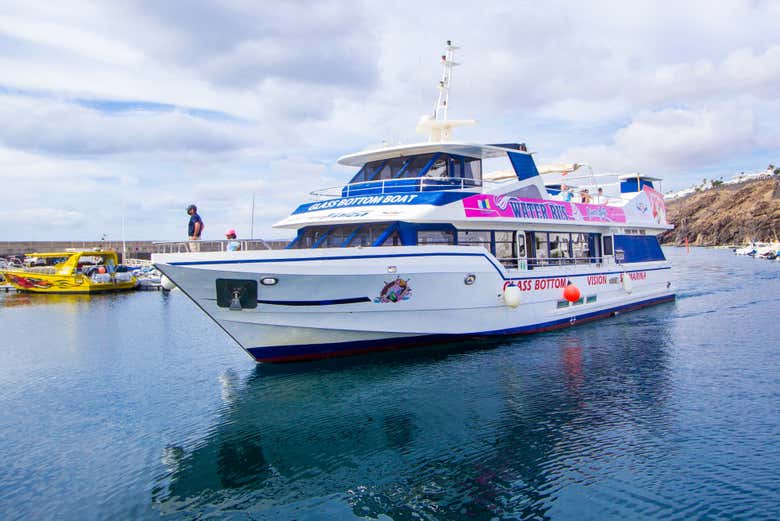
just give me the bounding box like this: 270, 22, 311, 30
1, 0, 778, 241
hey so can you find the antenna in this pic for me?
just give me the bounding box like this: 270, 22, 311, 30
417, 40, 477, 142
434, 40, 459, 121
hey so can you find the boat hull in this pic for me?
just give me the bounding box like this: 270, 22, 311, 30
154, 247, 675, 363
0, 270, 136, 294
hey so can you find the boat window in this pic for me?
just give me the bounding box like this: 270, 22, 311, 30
426, 157, 448, 178
289, 226, 335, 249
603, 235, 614, 256
494, 231, 517, 268
372, 159, 408, 181
290, 223, 407, 249
516, 233, 527, 258
378, 230, 402, 246
457, 230, 491, 251
571, 233, 589, 262
344, 224, 383, 247
324, 225, 361, 248
349, 153, 482, 184
534, 233, 549, 266
464, 158, 481, 181
418, 230, 455, 245
549, 233, 571, 262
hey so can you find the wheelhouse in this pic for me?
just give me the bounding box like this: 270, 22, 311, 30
331, 142, 538, 198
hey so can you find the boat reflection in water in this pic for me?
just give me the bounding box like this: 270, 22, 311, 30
154, 329, 672, 519
0, 292, 95, 309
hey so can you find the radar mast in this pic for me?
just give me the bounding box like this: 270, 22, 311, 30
416, 40, 477, 142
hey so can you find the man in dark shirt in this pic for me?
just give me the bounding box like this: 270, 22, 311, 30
186, 204, 203, 251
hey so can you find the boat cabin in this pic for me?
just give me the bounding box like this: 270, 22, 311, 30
24, 250, 121, 276
336, 142, 538, 197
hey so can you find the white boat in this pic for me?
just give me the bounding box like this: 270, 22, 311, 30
153, 43, 675, 363
755, 243, 778, 259
735, 242, 757, 256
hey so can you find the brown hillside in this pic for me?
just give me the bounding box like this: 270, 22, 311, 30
660, 177, 780, 246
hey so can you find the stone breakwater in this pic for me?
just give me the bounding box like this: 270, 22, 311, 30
0, 240, 289, 259
0, 241, 157, 259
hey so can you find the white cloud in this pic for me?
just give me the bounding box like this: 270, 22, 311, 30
553, 104, 766, 177
1, 0, 779, 240
0, 208, 86, 229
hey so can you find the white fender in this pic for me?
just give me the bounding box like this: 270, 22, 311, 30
622, 272, 633, 294
503, 285, 521, 308
160, 275, 177, 291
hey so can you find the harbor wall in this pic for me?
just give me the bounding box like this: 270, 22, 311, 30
0, 240, 289, 260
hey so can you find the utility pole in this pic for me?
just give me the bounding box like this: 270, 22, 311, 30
250, 193, 255, 240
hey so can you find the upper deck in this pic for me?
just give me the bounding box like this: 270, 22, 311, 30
275, 140, 669, 233
314, 142, 537, 199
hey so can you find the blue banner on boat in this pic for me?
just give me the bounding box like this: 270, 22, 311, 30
292, 192, 471, 215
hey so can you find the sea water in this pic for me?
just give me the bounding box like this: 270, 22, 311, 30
0, 248, 778, 520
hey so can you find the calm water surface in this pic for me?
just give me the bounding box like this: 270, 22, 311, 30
0, 248, 778, 520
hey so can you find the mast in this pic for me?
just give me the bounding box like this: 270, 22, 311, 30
434, 40, 459, 122
417, 40, 476, 142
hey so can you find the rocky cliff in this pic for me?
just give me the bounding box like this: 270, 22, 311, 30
660, 177, 780, 246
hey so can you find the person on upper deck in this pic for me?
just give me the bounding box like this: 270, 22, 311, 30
560, 184, 573, 202
225, 229, 241, 251
580, 189, 592, 204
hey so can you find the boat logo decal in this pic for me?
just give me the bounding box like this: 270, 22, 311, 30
375, 277, 411, 303
463, 194, 627, 223
586, 206, 611, 221
4, 274, 78, 289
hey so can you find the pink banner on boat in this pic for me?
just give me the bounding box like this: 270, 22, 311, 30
462, 194, 626, 223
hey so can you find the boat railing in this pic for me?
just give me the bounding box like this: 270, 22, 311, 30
529, 255, 607, 267
310, 177, 482, 200
497, 255, 608, 270
152, 239, 283, 254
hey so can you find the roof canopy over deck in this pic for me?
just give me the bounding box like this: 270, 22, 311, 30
337, 142, 527, 166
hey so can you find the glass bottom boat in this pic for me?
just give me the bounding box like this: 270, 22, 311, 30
152, 42, 675, 363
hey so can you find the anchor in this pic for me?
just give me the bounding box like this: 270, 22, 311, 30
229, 288, 244, 310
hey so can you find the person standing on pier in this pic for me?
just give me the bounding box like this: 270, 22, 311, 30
187, 204, 204, 252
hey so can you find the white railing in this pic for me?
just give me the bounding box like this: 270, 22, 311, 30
309, 177, 482, 200
152, 239, 281, 254
528, 255, 607, 267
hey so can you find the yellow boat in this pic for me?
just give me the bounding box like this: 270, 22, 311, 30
0, 250, 136, 294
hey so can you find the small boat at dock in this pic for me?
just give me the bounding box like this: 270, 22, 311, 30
0, 250, 136, 294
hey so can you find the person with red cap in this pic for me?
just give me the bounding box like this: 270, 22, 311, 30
225, 229, 241, 251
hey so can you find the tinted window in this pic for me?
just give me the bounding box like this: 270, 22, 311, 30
494, 231, 516, 268
603, 235, 614, 256
534, 233, 549, 266
549, 233, 571, 261
350, 154, 482, 184
458, 230, 491, 250
418, 230, 455, 245
291, 223, 402, 249
324, 225, 361, 247
571, 233, 589, 261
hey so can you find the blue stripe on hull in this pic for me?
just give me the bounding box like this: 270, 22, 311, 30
167, 252, 670, 283
247, 294, 676, 363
